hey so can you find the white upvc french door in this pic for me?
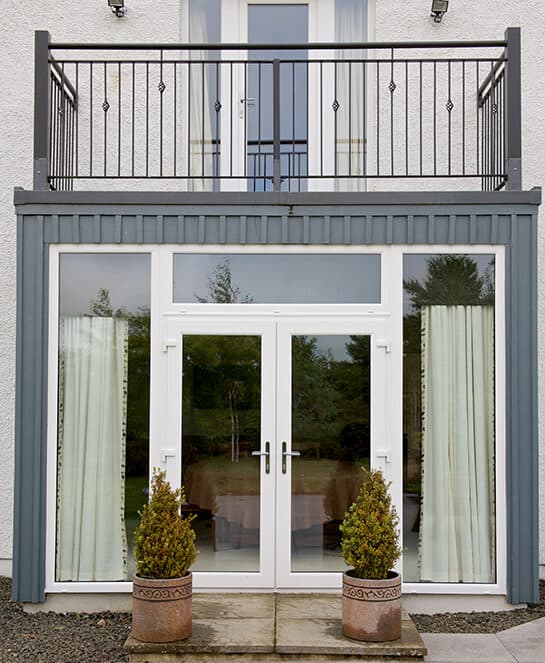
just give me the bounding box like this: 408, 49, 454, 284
162, 316, 277, 589
159, 313, 398, 590
275, 316, 396, 589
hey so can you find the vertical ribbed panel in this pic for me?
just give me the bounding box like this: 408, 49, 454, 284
13, 215, 47, 602
12, 202, 540, 605
33, 209, 528, 246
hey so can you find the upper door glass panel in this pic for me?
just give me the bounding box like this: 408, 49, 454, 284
173, 253, 381, 303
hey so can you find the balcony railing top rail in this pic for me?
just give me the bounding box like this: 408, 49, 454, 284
34, 29, 521, 193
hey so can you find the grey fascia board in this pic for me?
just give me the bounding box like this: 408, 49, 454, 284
13, 188, 542, 208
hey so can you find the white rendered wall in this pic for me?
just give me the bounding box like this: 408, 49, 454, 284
0, 0, 544, 576
0, 1, 183, 572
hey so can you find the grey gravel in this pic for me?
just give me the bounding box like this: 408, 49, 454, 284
410, 580, 545, 633
2, 576, 544, 661
0, 577, 130, 663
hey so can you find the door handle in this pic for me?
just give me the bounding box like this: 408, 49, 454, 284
281, 441, 301, 474
239, 97, 255, 118
376, 449, 392, 463
251, 440, 270, 474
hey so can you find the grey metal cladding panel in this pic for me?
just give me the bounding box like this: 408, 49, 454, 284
42, 209, 529, 246
13, 215, 46, 603
506, 213, 539, 605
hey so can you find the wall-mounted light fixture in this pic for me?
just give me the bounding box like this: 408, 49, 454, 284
430, 0, 449, 23
108, 0, 126, 17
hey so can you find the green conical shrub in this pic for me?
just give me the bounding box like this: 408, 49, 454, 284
134, 469, 198, 579
339, 468, 401, 580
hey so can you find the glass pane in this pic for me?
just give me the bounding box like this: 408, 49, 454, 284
182, 335, 261, 572
247, 4, 308, 191
173, 254, 381, 303
291, 335, 370, 572
57, 254, 150, 582
403, 254, 496, 583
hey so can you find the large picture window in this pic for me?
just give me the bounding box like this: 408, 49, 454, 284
403, 254, 496, 583
56, 254, 151, 582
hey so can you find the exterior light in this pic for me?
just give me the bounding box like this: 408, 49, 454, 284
430, 0, 449, 23
108, 0, 126, 17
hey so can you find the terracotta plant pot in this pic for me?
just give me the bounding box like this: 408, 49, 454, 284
132, 572, 192, 642
342, 570, 401, 642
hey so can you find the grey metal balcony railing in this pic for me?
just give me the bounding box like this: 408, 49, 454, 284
33, 29, 521, 193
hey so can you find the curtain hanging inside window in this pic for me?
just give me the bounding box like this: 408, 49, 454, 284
56, 316, 128, 582
335, 0, 366, 191
189, 0, 214, 191
419, 305, 495, 583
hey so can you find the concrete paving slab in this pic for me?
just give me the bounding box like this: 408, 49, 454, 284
421, 634, 517, 662
192, 593, 275, 620
126, 615, 274, 656
497, 617, 545, 663
276, 594, 341, 620
277, 614, 426, 657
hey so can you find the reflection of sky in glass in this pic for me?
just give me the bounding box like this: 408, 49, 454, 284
312, 334, 363, 362
173, 254, 381, 304
402, 254, 495, 314
60, 254, 151, 316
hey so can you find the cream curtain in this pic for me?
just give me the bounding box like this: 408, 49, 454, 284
335, 0, 366, 191
189, 0, 214, 190
56, 316, 128, 582
419, 305, 495, 583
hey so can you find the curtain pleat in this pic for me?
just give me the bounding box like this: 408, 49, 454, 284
335, 0, 366, 191
189, 1, 214, 191
56, 316, 128, 582
419, 305, 495, 582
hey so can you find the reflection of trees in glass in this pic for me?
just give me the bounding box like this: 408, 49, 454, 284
89, 288, 150, 478
402, 255, 495, 493
292, 336, 370, 461
403, 255, 494, 355
292, 336, 339, 443
195, 258, 254, 303
404, 255, 494, 309
187, 261, 258, 463
183, 335, 261, 464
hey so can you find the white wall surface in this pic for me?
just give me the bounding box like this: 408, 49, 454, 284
0, 0, 184, 568
0, 0, 544, 572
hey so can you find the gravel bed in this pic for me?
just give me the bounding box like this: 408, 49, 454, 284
2, 576, 544, 661
0, 577, 130, 663
410, 579, 545, 633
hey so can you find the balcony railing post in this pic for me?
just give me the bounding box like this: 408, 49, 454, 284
33, 31, 51, 191
505, 27, 521, 190
272, 58, 281, 191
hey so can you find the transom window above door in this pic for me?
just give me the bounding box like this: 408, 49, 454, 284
172, 253, 381, 303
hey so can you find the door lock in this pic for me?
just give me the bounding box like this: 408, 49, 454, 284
281, 441, 301, 474
251, 440, 270, 474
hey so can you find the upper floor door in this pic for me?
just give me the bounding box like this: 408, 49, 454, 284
182, 0, 367, 191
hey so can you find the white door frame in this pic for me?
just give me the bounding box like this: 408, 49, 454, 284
275, 315, 398, 589
163, 315, 277, 589
220, 0, 336, 190
160, 311, 398, 590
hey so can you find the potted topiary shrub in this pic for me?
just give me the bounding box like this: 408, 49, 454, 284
339, 468, 402, 642
132, 469, 198, 643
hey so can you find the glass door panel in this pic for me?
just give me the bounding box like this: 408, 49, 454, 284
163, 318, 276, 588
276, 318, 390, 589
290, 334, 370, 572
182, 334, 262, 572
247, 4, 309, 191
